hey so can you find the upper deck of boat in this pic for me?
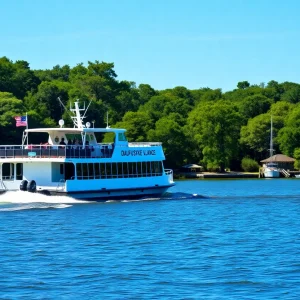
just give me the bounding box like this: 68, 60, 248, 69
0, 142, 162, 160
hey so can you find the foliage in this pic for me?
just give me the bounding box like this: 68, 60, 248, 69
277, 105, 300, 156
187, 100, 242, 171
237, 81, 250, 89
241, 157, 259, 172
293, 148, 300, 170
2, 56, 300, 169
240, 114, 284, 160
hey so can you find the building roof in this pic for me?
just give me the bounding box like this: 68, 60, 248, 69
182, 164, 203, 168
260, 154, 295, 163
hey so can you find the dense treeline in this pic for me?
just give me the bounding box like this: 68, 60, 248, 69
1, 56, 300, 171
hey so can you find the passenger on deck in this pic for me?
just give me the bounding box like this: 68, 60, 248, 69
85, 140, 94, 152
67, 139, 73, 149
59, 138, 66, 148
73, 139, 79, 149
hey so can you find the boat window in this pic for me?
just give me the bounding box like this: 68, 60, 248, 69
76, 163, 82, 180
16, 163, 23, 180
73, 161, 164, 180
137, 162, 142, 177
82, 163, 88, 179
147, 161, 152, 176
152, 161, 163, 176
142, 162, 147, 177
106, 163, 112, 178
88, 163, 94, 179
111, 163, 117, 178
65, 163, 75, 180
60, 164, 64, 175
123, 162, 129, 178
94, 163, 100, 179
2, 163, 14, 180
118, 163, 123, 178
101, 163, 106, 179
118, 132, 127, 142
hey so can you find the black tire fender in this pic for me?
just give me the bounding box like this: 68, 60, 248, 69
20, 180, 28, 191
27, 180, 37, 193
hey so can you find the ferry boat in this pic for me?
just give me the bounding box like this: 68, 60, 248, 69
0, 101, 175, 200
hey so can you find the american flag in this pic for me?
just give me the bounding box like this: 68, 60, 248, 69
15, 116, 27, 127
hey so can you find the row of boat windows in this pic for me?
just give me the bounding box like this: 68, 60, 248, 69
1, 163, 22, 180
75, 161, 163, 179
1, 161, 164, 181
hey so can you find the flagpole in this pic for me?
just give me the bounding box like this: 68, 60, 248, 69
26, 112, 28, 147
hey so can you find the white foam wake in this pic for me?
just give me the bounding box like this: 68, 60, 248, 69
0, 190, 91, 204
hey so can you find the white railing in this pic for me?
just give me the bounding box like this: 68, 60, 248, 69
56, 179, 66, 191
0, 179, 6, 191
128, 142, 162, 147
0, 144, 113, 159
165, 169, 174, 182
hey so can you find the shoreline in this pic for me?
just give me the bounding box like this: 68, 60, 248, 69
175, 172, 258, 179
174, 170, 300, 179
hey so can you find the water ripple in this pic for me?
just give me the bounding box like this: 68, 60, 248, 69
1, 179, 300, 298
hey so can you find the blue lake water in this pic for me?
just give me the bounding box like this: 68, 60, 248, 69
1, 179, 300, 299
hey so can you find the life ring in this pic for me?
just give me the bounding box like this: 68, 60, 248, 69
27, 180, 37, 193
20, 180, 28, 191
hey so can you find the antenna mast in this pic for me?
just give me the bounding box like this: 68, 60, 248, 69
270, 115, 274, 157
70, 100, 86, 128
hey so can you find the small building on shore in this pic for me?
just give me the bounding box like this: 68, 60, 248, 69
260, 154, 295, 170
180, 164, 203, 173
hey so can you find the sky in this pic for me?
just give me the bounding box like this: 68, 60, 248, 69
1, 0, 300, 92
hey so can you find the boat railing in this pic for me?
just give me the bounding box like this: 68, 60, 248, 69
0, 142, 162, 159
56, 179, 66, 191
128, 142, 162, 147
0, 144, 114, 159
0, 179, 6, 191
165, 169, 174, 183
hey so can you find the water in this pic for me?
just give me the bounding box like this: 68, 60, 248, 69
1, 179, 300, 299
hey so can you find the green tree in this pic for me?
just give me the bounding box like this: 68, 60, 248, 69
24, 81, 70, 125
148, 115, 188, 168
0, 57, 40, 99
277, 105, 300, 156
113, 111, 153, 142
240, 114, 283, 160
293, 148, 300, 170
238, 94, 273, 121
237, 81, 250, 89
0, 92, 26, 144
187, 101, 242, 171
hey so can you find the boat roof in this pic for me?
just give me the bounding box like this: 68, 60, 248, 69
25, 127, 126, 133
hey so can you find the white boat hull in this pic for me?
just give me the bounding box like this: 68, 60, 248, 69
264, 168, 280, 178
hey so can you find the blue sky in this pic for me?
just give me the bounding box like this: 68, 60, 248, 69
1, 0, 300, 91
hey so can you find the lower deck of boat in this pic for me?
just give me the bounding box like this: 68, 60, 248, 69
0, 184, 173, 201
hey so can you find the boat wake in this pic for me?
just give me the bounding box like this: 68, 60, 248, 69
120, 192, 209, 202
0, 191, 91, 211
0, 191, 209, 211
0, 203, 72, 211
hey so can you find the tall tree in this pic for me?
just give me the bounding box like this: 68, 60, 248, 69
237, 81, 250, 89
187, 101, 242, 171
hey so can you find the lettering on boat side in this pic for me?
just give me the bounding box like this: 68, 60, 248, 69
121, 150, 156, 156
